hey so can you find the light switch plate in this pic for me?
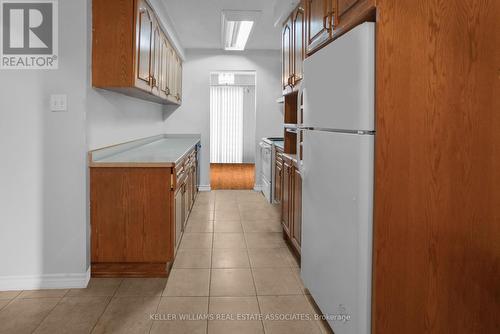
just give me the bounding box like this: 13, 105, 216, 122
50, 94, 67, 112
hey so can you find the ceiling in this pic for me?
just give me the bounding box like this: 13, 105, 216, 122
162, 0, 286, 50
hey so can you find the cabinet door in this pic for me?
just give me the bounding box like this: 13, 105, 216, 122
174, 187, 183, 250
193, 157, 198, 197
190, 166, 196, 203
135, 0, 153, 91
293, 4, 305, 86
166, 46, 176, 99
176, 57, 182, 102
150, 21, 161, 96
275, 160, 283, 203
182, 183, 189, 229
306, 0, 333, 54
282, 18, 293, 90
292, 167, 302, 253
186, 170, 193, 213
282, 160, 292, 237
169, 53, 179, 101
159, 36, 170, 98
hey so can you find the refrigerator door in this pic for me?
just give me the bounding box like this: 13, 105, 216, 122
301, 129, 374, 334
302, 22, 375, 131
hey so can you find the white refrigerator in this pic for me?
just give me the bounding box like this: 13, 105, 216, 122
300, 22, 375, 334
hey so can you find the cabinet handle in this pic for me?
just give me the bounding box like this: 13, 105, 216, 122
149, 76, 157, 87
323, 10, 334, 31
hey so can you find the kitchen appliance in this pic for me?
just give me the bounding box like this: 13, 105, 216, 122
259, 137, 283, 202
300, 22, 375, 334
259, 140, 273, 201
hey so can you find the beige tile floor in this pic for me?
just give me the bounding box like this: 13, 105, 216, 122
0, 190, 332, 334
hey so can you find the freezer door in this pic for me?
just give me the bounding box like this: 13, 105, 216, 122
301, 130, 374, 334
302, 22, 375, 131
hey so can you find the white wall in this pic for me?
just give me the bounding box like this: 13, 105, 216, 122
0, 0, 88, 289
164, 49, 283, 189
86, 89, 166, 150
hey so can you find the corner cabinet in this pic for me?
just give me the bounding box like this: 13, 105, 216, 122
92, 0, 182, 105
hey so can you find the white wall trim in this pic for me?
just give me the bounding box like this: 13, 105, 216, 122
0, 268, 90, 291
198, 185, 212, 192
254, 184, 263, 192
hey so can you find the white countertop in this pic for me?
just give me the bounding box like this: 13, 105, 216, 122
89, 134, 201, 167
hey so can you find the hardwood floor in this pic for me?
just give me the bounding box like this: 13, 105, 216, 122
210, 163, 255, 190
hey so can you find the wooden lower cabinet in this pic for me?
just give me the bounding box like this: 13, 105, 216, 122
174, 185, 183, 251
90, 148, 198, 277
291, 167, 302, 253
274, 149, 284, 203
279, 154, 302, 257
282, 157, 292, 237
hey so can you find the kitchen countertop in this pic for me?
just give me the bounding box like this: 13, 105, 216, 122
89, 134, 201, 167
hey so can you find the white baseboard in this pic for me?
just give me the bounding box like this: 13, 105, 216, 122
253, 184, 263, 192
198, 185, 211, 192
0, 268, 90, 291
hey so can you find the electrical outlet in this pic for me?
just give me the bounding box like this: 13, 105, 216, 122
50, 94, 67, 112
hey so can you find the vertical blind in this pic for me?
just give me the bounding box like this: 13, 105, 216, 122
210, 86, 244, 163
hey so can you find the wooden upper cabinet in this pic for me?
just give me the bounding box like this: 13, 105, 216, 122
282, 18, 293, 91
150, 19, 162, 96
292, 4, 305, 87
176, 56, 182, 102
135, 2, 153, 91
92, 0, 182, 105
338, 0, 360, 16
335, 0, 375, 33
305, 0, 333, 54
282, 2, 306, 94
159, 37, 170, 99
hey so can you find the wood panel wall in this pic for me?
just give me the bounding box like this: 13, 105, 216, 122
373, 0, 500, 333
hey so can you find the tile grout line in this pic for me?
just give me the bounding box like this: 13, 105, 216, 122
147, 290, 163, 334
206, 193, 216, 334
88, 278, 123, 334
30, 287, 71, 333
0, 290, 22, 313
241, 202, 267, 334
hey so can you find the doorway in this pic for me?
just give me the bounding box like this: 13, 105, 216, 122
209, 71, 256, 189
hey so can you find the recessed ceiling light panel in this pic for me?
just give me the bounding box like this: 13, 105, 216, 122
222, 10, 262, 51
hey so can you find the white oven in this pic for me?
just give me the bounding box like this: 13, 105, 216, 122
259, 140, 273, 202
